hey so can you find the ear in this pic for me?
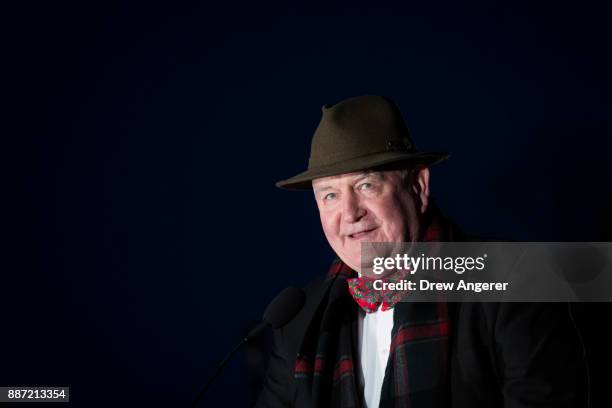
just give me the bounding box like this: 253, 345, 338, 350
411, 167, 430, 214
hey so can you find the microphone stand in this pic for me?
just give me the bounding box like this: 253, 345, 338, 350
192, 321, 267, 407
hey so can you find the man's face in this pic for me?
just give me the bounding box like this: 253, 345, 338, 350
312, 168, 430, 273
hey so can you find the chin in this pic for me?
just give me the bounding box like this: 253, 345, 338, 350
338, 254, 360, 272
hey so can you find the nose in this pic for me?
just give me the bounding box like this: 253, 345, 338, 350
341, 190, 366, 223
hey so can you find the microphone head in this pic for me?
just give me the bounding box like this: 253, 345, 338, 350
263, 286, 306, 329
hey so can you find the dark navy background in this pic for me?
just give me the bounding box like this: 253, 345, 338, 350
4, 1, 611, 406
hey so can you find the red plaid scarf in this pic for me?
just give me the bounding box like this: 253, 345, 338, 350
294, 202, 460, 407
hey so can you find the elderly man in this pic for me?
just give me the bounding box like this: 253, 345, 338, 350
256, 95, 587, 407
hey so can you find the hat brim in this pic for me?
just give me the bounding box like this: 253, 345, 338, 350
276, 151, 450, 190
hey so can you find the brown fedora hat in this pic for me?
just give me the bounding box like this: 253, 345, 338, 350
276, 95, 450, 190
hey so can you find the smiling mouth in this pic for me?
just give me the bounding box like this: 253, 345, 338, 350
348, 228, 377, 239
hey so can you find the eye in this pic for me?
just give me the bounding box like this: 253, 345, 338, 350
323, 192, 337, 201
358, 182, 373, 191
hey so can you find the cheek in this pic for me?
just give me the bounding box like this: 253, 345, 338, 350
320, 212, 341, 242
381, 222, 405, 242
378, 201, 411, 241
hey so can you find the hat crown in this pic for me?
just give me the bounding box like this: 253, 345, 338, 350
275, 94, 449, 190
308, 95, 415, 169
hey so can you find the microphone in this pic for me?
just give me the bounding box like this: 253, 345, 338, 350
192, 286, 306, 407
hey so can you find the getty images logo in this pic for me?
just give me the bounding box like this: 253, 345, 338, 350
372, 253, 488, 275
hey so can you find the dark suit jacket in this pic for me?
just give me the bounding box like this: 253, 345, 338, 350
255, 274, 589, 408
